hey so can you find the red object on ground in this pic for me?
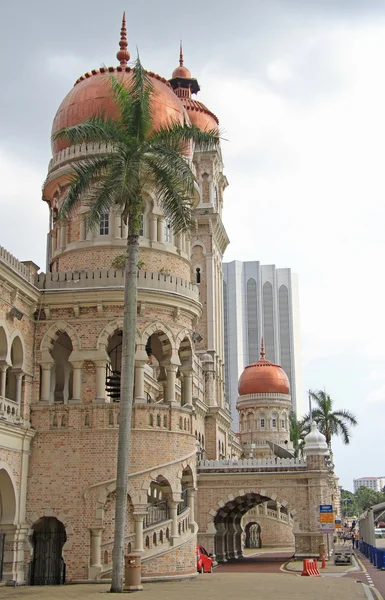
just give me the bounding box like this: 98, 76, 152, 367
196, 546, 214, 573
301, 559, 321, 576
321, 552, 327, 569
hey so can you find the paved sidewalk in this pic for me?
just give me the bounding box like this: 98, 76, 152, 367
0, 573, 372, 600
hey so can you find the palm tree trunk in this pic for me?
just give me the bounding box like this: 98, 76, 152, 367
111, 219, 140, 593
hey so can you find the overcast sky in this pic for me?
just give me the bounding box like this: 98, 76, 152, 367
1, 0, 385, 492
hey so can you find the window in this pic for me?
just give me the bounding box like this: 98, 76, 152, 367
272, 419, 277, 428
281, 419, 285, 429
164, 220, 171, 243
100, 212, 109, 235
260, 419, 265, 428
196, 267, 201, 284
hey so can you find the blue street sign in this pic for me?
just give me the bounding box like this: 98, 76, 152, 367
320, 504, 333, 513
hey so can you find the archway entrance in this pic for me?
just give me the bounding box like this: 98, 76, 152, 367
0, 468, 16, 581
31, 517, 66, 585
245, 522, 261, 548
214, 492, 272, 561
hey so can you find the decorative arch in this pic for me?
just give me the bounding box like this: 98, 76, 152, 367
210, 489, 296, 562
0, 321, 9, 362
27, 509, 74, 552
190, 241, 206, 256
9, 333, 25, 370
140, 321, 176, 358
40, 321, 81, 354
0, 464, 18, 524
97, 319, 141, 352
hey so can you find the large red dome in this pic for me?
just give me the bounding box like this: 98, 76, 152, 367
238, 344, 290, 396
51, 67, 191, 154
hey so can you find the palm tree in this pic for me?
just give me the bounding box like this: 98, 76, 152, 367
289, 411, 308, 457
53, 57, 220, 593
303, 390, 358, 447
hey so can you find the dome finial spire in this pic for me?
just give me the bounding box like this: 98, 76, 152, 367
179, 40, 184, 67
260, 337, 265, 359
116, 11, 130, 66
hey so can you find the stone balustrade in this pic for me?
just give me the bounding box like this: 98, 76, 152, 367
36, 269, 199, 301
48, 142, 197, 178
197, 457, 307, 471
0, 397, 22, 424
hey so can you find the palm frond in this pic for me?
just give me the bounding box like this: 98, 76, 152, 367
53, 115, 124, 147
130, 56, 153, 140
108, 75, 135, 134
150, 122, 221, 152
145, 154, 193, 233
332, 409, 358, 426
58, 156, 111, 220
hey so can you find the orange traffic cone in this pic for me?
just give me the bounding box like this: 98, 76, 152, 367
321, 551, 327, 569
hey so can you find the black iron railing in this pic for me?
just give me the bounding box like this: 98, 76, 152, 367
177, 489, 188, 515
145, 501, 169, 528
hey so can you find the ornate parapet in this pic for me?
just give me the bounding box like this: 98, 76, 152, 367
36, 269, 199, 301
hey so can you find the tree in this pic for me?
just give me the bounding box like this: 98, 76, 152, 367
289, 411, 308, 457
340, 488, 358, 518
303, 390, 358, 448
54, 57, 220, 592
355, 486, 385, 514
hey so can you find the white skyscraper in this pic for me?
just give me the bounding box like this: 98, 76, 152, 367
223, 261, 303, 428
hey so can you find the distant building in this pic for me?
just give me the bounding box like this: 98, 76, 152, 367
223, 261, 303, 427
353, 477, 385, 493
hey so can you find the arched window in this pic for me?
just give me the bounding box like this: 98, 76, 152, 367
139, 208, 145, 237
166, 527, 170, 540
145, 536, 150, 548
85, 413, 90, 427
159, 530, 164, 544
100, 211, 109, 236
260, 416, 265, 429
127, 542, 132, 554
153, 532, 157, 546
179, 417, 183, 429
149, 414, 154, 427
196, 267, 201, 284
109, 411, 114, 426
163, 415, 167, 428
156, 414, 161, 427
104, 550, 108, 564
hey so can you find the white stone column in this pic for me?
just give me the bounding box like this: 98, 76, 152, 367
113, 212, 121, 239
79, 218, 86, 241
121, 218, 128, 239
94, 361, 107, 403
263, 501, 268, 516
70, 361, 82, 404
276, 502, 281, 521
157, 217, 165, 243
150, 215, 157, 242
51, 231, 57, 254
185, 236, 191, 259
175, 233, 182, 253
60, 221, 67, 249
133, 514, 146, 552
40, 363, 53, 403
187, 488, 196, 527
15, 372, 24, 404
181, 371, 193, 406
168, 501, 179, 540
90, 528, 103, 567
165, 364, 178, 404
134, 362, 146, 404
0, 364, 8, 397
206, 253, 214, 349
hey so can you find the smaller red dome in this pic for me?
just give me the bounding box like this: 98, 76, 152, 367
183, 98, 219, 132
172, 65, 191, 79
238, 341, 290, 396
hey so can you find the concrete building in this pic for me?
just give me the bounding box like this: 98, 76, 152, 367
223, 261, 303, 427
354, 477, 385, 493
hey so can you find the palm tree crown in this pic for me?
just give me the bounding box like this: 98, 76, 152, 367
303, 390, 358, 447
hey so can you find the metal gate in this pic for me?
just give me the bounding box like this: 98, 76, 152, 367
0, 533, 5, 580
31, 529, 66, 585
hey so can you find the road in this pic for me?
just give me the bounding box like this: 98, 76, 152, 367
216, 550, 293, 574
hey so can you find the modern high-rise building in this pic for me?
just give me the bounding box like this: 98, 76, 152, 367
223, 261, 303, 427
353, 477, 385, 493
